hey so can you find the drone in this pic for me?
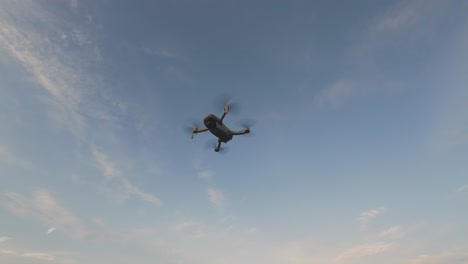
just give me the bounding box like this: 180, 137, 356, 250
186, 100, 253, 153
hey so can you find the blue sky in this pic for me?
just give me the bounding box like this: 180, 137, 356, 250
1, 0, 468, 263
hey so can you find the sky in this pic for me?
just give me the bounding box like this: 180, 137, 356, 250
1, 0, 468, 263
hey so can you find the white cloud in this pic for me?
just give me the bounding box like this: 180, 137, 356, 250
0, 189, 91, 240
90, 145, 163, 206
23, 252, 55, 261
335, 243, 394, 263
198, 170, 213, 180
246, 227, 258, 234
313, 80, 354, 110
193, 159, 215, 180
143, 47, 177, 58
172, 220, 206, 238
165, 66, 192, 84
407, 246, 468, 264
69, 0, 78, 10
91, 145, 119, 180
424, 15, 468, 150
372, 0, 423, 32
0, 249, 17, 255
379, 225, 404, 239
0, 145, 31, 169
0, 236, 12, 243
208, 187, 226, 209
47, 227, 56, 234
0, 20, 85, 138
356, 207, 387, 229
0, 1, 120, 140
456, 184, 468, 193
0, 248, 79, 263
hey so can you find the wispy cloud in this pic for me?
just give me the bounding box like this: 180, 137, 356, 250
91, 146, 120, 180
23, 252, 55, 261
207, 187, 226, 209
47, 227, 56, 234
0, 248, 77, 263
246, 227, 258, 234
379, 225, 404, 239
372, 0, 424, 32
193, 159, 215, 180
0, 249, 17, 255
335, 243, 394, 263
90, 145, 163, 206
313, 80, 354, 110
0, 5, 84, 138
356, 207, 387, 229
0, 189, 91, 240
0, 237, 12, 243
0, 1, 121, 141
1, 189, 164, 253
198, 170, 213, 180
69, 0, 78, 10
172, 220, 206, 238
143, 47, 178, 58
407, 246, 468, 264
456, 184, 468, 193
0, 145, 31, 169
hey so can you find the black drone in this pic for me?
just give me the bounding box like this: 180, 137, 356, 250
186, 97, 253, 152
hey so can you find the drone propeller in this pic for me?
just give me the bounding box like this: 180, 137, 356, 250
237, 118, 256, 129
236, 118, 256, 136
183, 119, 203, 137
214, 94, 240, 114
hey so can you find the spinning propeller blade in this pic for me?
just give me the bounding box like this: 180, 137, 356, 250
237, 118, 256, 129
214, 94, 240, 114
236, 118, 256, 136
183, 119, 203, 136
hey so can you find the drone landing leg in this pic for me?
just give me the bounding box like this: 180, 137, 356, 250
214, 140, 222, 152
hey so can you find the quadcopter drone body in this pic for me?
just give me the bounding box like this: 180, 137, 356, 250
190, 105, 250, 152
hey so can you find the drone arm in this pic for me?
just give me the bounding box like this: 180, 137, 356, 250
192, 127, 209, 138
230, 128, 250, 136
219, 105, 229, 123
220, 112, 227, 123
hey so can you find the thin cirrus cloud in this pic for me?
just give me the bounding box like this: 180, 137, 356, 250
0, 189, 161, 247
335, 242, 394, 263
0, 189, 92, 240
198, 170, 213, 180
0, 249, 17, 255
90, 145, 163, 206
0, 145, 31, 169
172, 220, 206, 238
456, 184, 468, 193
313, 80, 354, 110
0, 4, 85, 137
0, 236, 12, 243
22, 252, 55, 261
407, 246, 468, 264
0, 1, 121, 141
355, 207, 387, 229
372, 0, 423, 32
379, 225, 404, 239
47, 227, 56, 234
207, 187, 226, 209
